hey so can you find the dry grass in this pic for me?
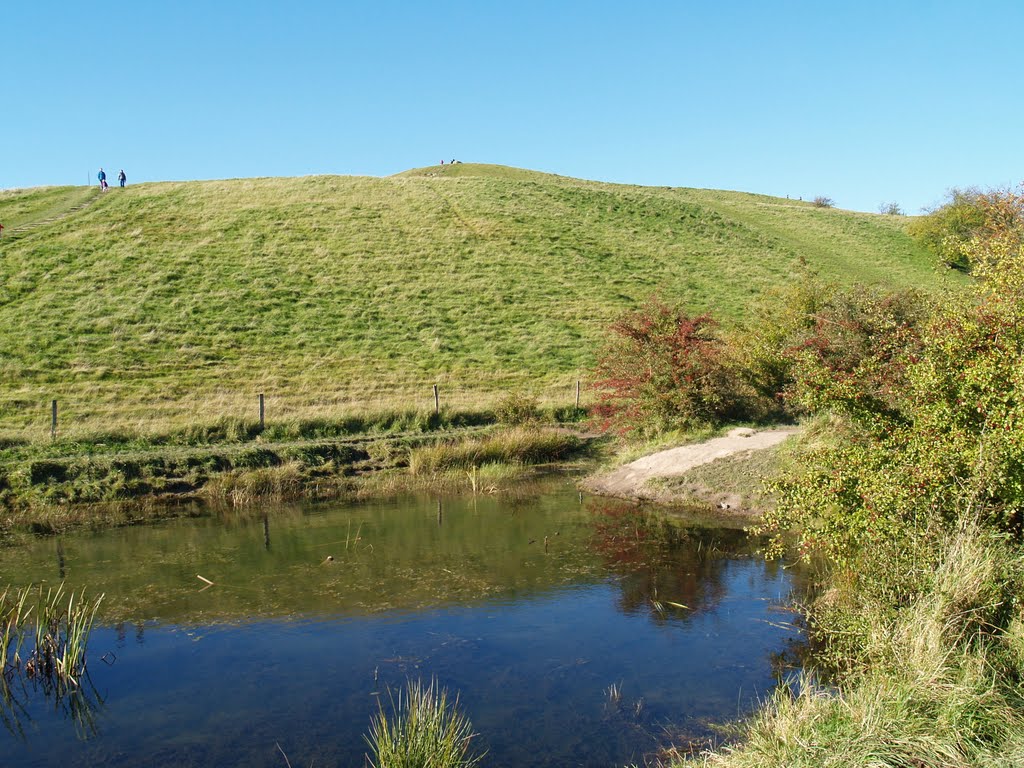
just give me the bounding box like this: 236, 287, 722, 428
691, 522, 1024, 767
407, 427, 580, 475
200, 463, 305, 506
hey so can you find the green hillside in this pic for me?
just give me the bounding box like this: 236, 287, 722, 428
0, 164, 955, 439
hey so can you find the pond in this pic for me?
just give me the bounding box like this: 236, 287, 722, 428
0, 479, 802, 767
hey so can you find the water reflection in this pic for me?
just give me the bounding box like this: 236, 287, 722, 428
590, 502, 761, 623
0, 671, 105, 743
0, 481, 803, 768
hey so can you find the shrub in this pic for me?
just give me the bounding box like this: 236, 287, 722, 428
493, 391, 540, 425
877, 201, 902, 215
812, 196, 834, 208
783, 285, 928, 424
735, 278, 926, 425
907, 186, 1022, 272
592, 299, 754, 437
762, 188, 1024, 562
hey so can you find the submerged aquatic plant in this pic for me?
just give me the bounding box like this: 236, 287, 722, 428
365, 678, 483, 768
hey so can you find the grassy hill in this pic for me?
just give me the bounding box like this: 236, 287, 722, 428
0, 164, 955, 440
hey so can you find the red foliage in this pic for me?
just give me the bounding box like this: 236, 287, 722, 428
592, 299, 742, 436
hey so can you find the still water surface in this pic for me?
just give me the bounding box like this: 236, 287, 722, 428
0, 480, 801, 767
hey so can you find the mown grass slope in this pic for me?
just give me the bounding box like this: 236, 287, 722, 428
0, 185, 98, 231
0, 164, 954, 439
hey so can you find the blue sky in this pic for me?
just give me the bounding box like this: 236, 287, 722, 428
4, 1, 1021, 212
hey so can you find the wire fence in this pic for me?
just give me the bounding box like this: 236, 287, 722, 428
27, 379, 591, 443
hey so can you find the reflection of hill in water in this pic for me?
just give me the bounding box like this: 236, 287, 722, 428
0, 485, 780, 627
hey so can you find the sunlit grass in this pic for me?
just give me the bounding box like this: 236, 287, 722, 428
365, 678, 483, 768
692, 522, 1024, 767
407, 427, 581, 475
0, 166, 949, 439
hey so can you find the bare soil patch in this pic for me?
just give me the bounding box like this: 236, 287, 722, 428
583, 426, 799, 512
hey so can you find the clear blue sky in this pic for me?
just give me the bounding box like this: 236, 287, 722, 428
4, 1, 1021, 212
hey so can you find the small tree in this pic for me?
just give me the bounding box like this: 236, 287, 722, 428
592, 299, 751, 437
906, 186, 1018, 272
878, 201, 903, 215
812, 196, 834, 209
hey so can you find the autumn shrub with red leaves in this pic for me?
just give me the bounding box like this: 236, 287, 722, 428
592, 299, 758, 436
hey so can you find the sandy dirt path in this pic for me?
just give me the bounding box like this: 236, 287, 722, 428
584, 426, 800, 501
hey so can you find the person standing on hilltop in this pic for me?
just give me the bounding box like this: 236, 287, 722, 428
98, 168, 107, 190
118, 169, 126, 188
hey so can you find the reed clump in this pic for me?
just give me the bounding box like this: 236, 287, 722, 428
365, 678, 483, 768
200, 462, 305, 506
1, 583, 103, 692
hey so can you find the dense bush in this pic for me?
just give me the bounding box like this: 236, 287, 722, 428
592, 299, 758, 436
738, 279, 928, 425
762, 188, 1024, 561
493, 391, 540, 425
812, 196, 834, 208
907, 186, 1022, 272
694, 186, 1024, 768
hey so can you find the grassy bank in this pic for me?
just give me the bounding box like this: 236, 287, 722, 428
0, 165, 949, 439
692, 521, 1024, 767
0, 417, 589, 538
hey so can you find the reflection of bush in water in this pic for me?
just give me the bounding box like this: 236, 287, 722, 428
588, 502, 762, 621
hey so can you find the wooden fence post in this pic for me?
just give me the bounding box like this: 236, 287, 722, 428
259, 393, 265, 431
433, 384, 439, 415
50, 399, 57, 440
576, 380, 581, 410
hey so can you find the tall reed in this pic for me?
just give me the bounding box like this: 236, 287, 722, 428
0, 585, 32, 671
1, 583, 103, 691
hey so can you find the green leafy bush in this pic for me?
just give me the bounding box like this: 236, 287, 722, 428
737, 279, 927, 425
907, 186, 1022, 272
762, 188, 1024, 562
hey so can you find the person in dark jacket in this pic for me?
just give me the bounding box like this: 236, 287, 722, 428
118, 170, 126, 188
98, 168, 106, 190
